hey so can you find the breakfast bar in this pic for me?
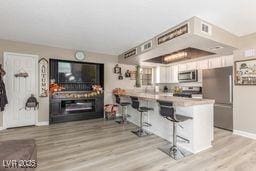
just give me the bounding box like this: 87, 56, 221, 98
120, 92, 215, 154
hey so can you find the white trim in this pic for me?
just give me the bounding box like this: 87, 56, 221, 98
233, 130, 256, 140
0, 126, 5, 131
3, 52, 39, 129
36, 121, 49, 126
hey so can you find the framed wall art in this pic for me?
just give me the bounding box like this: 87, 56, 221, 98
114, 64, 121, 74
39, 58, 49, 97
235, 58, 256, 85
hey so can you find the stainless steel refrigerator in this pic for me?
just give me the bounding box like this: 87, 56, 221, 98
203, 66, 233, 131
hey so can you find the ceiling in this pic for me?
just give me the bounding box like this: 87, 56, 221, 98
0, 0, 255, 55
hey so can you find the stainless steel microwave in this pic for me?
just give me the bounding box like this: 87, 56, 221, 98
178, 70, 198, 82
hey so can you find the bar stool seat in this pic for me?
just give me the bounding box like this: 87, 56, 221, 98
157, 100, 193, 160
138, 107, 154, 112
130, 96, 153, 137
120, 102, 131, 106
114, 94, 131, 124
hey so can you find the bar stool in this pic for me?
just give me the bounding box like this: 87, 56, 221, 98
114, 94, 131, 124
157, 100, 192, 160
130, 96, 153, 137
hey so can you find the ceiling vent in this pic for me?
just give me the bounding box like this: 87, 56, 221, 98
141, 40, 153, 52
124, 48, 137, 59
201, 22, 212, 35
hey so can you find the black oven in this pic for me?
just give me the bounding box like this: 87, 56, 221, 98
178, 70, 198, 83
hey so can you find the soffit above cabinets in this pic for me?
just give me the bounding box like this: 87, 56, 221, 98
145, 48, 215, 64
118, 17, 239, 66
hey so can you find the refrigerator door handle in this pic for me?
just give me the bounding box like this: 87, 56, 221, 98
229, 75, 233, 103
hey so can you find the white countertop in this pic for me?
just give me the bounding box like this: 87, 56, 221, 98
119, 92, 215, 107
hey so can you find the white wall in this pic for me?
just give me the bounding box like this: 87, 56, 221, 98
104, 63, 136, 105
233, 33, 256, 136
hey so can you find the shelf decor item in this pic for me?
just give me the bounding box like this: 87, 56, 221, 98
39, 58, 48, 97
130, 71, 136, 80
114, 64, 121, 74
235, 58, 256, 85
125, 70, 131, 77
135, 65, 141, 87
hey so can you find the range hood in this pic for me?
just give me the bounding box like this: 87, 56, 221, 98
118, 17, 239, 66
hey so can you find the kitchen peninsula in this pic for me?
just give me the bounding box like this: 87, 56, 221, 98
120, 91, 215, 154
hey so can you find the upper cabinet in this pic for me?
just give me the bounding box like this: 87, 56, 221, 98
186, 62, 197, 71
156, 65, 179, 83
208, 57, 222, 69
155, 55, 234, 84
155, 66, 167, 83
196, 60, 209, 70
222, 55, 234, 67
208, 55, 234, 69
166, 65, 179, 83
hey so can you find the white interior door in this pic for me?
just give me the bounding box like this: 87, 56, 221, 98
4, 52, 38, 128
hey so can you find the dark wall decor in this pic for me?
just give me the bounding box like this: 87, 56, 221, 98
14, 68, 29, 78
235, 58, 256, 85
157, 24, 188, 45
125, 70, 131, 77
49, 59, 104, 124
114, 64, 121, 74
118, 73, 123, 80
124, 48, 137, 59
39, 58, 48, 97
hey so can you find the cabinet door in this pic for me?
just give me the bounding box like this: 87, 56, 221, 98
222, 55, 234, 67
186, 62, 197, 71
159, 67, 167, 83
208, 57, 223, 69
50, 102, 61, 115
166, 66, 171, 83
178, 64, 187, 72
155, 66, 167, 83
197, 60, 209, 70
170, 65, 179, 83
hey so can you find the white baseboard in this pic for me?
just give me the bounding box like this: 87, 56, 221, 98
0, 126, 5, 131
233, 130, 256, 140
36, 121, 49, 126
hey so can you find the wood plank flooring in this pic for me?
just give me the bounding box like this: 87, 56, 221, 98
0, 119, 256, 171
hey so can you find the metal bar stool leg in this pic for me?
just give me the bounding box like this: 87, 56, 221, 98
115, 105, 124, 124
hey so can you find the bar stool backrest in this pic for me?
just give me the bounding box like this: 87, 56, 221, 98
130, 96, 139, 109
158, 100, 175, 119
114, 94, 121, 104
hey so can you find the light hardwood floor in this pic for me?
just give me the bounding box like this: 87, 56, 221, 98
0, 119, 256, 171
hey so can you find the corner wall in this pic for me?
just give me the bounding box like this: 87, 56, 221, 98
233, 33, 256, 136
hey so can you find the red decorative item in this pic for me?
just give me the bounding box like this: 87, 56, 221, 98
49, 83, 65, 93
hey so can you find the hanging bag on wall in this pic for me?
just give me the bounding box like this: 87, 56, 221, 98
25, 94, 39, 110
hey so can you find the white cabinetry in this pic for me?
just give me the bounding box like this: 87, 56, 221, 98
186, 62, 197, 71
222, 55, 234, 67
155, 66, 167, 83
208, 57, 223, 69
178, 64, 187, 71
155, 55, 233, 84
196, 60, 209, 70
166, 65, 179, 83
